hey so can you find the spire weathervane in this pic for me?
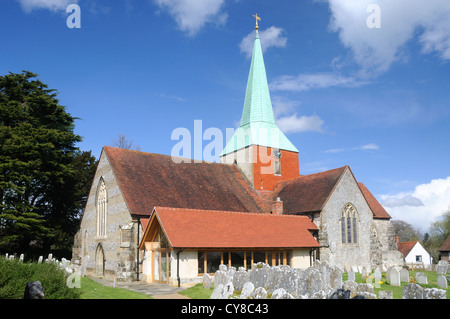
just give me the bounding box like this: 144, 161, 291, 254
253, 13, 261, 30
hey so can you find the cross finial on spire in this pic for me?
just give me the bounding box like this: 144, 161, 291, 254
253, 13, 261, 30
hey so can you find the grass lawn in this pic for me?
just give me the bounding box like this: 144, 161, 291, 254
79, 277, 153, 299
179, 283, 213, 299
343, 270, 450, 299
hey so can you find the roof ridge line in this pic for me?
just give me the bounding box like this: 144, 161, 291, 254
154, 206, 313, 218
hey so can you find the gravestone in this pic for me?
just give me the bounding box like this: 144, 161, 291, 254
202, 273, 212, 289
221, 282, 234, 299
374, 269, 382, 283
386, 266, 392, 281
210, 284, 224, 299
37, 256, 43, 264
233, 268, 249, 291
305, 267, 322, 295
400, 268, 409, 282
389, 267, 401, 286
240, 282, 254, 299
437, 275, 448, 289
348, 270, 355, 281
417, 273, 428, 284
343, 280, 358, 297
250, 287, 268, 299
296, 269, 307, 297
402, 283, 423, 299
271, 288, 287, 299
436, 260, 448, 275
378, 290, 393, 299
361, 267, 369, 278
424, 288, 446, 299
214, 269, 228, 287
330, 265, 343, 290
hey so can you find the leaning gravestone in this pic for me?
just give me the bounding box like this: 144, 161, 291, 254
437, 275, 448, 289
202, 273, 212, 289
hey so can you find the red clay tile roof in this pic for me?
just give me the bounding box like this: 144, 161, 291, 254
271, 166, 391, 219
440, 235, 450, 252
272, 166, 347, 214
104, 146, 268, 216
397, 241, 418, 258
152, 207, 320, 249
358, 182, 391, 219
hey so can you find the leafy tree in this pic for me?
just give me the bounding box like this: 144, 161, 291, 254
391, 220, 422, 242
0, 71, 96, 258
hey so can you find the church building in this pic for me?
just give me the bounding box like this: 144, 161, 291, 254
71, 21, 402, 285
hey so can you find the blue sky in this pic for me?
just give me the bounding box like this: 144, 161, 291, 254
1, 0, 450, 232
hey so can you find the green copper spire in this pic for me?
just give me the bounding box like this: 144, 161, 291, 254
221, 27, 298, 156
240, 30, 275, 126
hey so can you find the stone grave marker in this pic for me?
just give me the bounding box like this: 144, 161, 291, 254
348, 270, 355, 281
389, 267, 401, 286
403, 283, 423, 299
400, 268, 409, 282
437, 275, 448, 289
417, 272, 428, 284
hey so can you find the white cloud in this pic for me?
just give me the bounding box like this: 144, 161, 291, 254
272, 96, 324, 134
361, 143, 379, 150
17, 0, 77, 12
325, 0, 450, 76
380, 176, 450, 231
270, 72, 367, 92
324, 143, 380, 153
240, 26, 287, 58
154, 0, 227, 36
381, 194, 424, 208
276, 114, 324, 134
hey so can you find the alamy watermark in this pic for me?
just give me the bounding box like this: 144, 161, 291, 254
367, 4, 381, 29
66, 4, 81, 29
170, 120, 281, 174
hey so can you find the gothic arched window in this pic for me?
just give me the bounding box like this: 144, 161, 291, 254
340, 203, 358, 244
96, 178, 107, 238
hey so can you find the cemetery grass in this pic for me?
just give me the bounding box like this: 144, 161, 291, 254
343, 271, 450, 299
79, 277, 153, 299
179, 283, 214, 299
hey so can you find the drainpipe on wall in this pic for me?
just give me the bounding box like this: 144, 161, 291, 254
136, 217, 140, 281
177, 248, 184, 287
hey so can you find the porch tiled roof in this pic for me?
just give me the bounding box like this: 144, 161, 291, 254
151, 207, 320, 249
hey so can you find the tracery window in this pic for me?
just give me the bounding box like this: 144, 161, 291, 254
340, 203, 358, 244
96, 178, 107, 238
